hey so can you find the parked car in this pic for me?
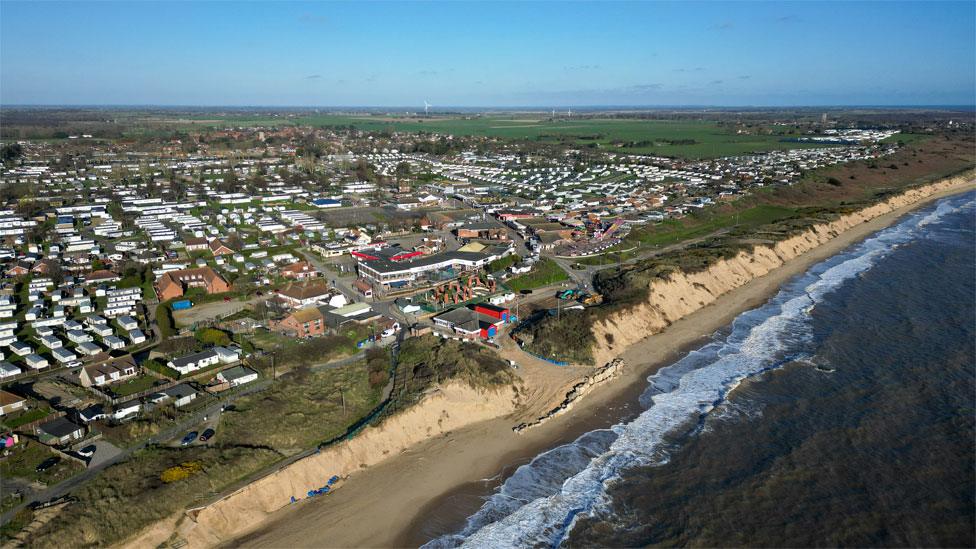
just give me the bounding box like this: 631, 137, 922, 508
66, 361, 82, 369
77, 445, 97, 458
199, 428, 215, 442
180, 431, 198, 446
35, 457, 60, 473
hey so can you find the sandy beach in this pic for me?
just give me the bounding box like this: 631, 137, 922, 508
222, 177, 975, 549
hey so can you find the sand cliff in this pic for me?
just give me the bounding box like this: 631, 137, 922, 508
591, 174, 975, 366
123, 173, 974, 549
123, 382, 519, 548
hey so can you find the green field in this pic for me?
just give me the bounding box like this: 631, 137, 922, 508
505, 258, 570, 292
155, 113, 825, 159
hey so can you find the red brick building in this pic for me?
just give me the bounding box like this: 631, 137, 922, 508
157, 267, 230, 301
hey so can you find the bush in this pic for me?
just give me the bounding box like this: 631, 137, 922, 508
156, 303, 175, 338
144, 359, 180, 380
160, 461, 203, 483
196, 328, 230, 347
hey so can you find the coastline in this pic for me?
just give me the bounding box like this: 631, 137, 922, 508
179, 176, 975, 549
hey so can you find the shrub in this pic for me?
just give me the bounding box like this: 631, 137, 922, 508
196, 328, 230, 347
160, 461, 203, 483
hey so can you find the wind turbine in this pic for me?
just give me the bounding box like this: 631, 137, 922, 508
424, 100, 431, 117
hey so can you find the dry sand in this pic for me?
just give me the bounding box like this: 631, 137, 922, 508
125, 175, 974, 549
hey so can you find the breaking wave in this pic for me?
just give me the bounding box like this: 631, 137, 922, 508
424, 193, 975, 549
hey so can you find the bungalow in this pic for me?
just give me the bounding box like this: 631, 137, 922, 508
277, 279, 333, 308
0, 390, 26, 416
36, 417, 85, 446
79, 354, 139, 387
77, 404, 106, 423
281, 261, 319, 280
184, 237, 209, 252
148, 384, 197, 408
111, 401, 141, 421
86, 269, 121, 285
168, 349, 220, 375
216, 365, 258, 387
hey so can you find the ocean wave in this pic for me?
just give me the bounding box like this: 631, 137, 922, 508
425, 192, 975, 549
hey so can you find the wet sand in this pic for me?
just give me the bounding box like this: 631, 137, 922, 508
233, 180, 975, 549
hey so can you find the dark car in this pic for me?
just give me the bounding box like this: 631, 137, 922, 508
35, 457, 60, 473
77, 445, 97, 458
199, 428, 215, 442
180, 431, 198, 446
519, 289, 533, 295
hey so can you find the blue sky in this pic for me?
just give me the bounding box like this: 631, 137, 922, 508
1, 1, 974, 107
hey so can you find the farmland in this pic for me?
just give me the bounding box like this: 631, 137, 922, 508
201, 114, 826, 159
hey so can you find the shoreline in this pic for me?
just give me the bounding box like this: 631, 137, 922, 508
221, 177, 975, 549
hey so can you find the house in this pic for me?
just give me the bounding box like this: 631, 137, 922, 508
36, 417, 85, 446
216, 365, 258, 387
156, 266, 230, 301
86, 269, 121, 285
208, 238, 236, 256
278, 306, 327, 338
149, 383, 197, 407
277, 279, 333, 308
5, 261, 31, 277
168, 349, 220, 375
79, 354, 139, 387
281, 261, 319, 280
0, 390, 26, 416
184, 237, 209, 252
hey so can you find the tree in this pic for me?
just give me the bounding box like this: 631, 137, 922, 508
1, 143, 24, 164
196, 328, 231, 347
394, 161, 411, 179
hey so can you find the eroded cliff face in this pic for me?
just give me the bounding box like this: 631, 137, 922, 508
123, 382, 519, 549
590, 175, 974, 366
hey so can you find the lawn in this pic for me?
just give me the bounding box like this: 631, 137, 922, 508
1, 407, 53, 430
0, 440, 84, 485
505, 258, 570, 292
108, 375, 163, 397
